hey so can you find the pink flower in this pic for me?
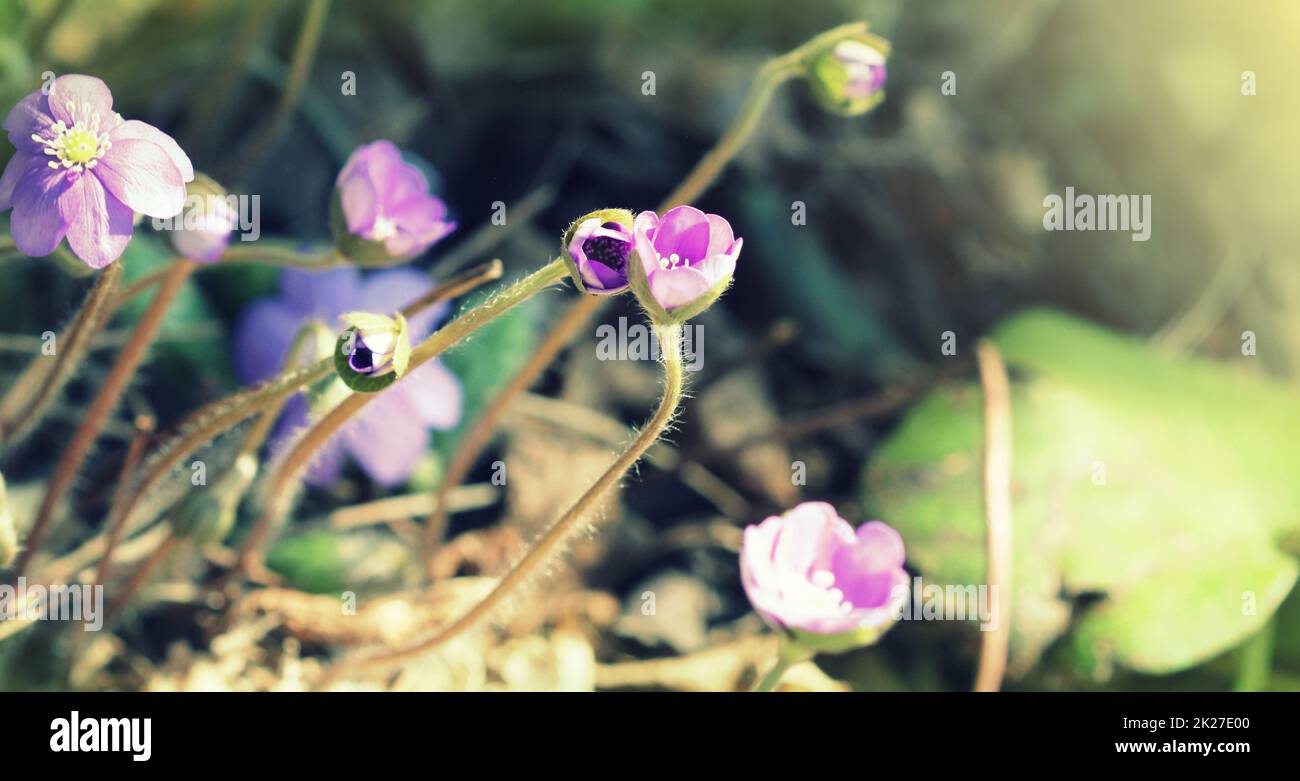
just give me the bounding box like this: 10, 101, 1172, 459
631, 205, 741, 321
0, 74, 194, 268
741, 502, 908, 651
334, 140, 455, 263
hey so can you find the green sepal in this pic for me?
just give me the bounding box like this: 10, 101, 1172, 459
329, 189, 407, 267
334, 311, 410, 393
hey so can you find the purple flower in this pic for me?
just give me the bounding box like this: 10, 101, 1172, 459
741, 502, 908, 651
567, 217, 633, 294
235, 266, 462, 487
334, 140, 455, 263
631, 205, 741, 319
0, 74, 194, 268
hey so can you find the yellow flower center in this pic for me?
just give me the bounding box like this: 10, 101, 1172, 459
32, 101, 112, 173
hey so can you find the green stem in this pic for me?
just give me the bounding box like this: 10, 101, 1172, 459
1233, 617, 1275, 692
227, 259, 569, 578
327, 321, 686, 681
659, 21, 868, 209
753, 639, 813, 692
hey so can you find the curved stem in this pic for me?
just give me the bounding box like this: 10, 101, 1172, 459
413, 27, 841, 575
328, 323, 684, 681
95, 415, 156, 588
227, 259, 568, 580
0, 262, 123, 448
420, 293, 602, 574
15, 261, 195, 577
659, 21, 866, 209
105, 531, 181, 621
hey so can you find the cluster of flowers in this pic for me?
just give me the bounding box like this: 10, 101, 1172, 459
0, 34, 905, 674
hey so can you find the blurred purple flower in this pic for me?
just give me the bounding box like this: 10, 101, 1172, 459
740, 502, 908, 643
336, 140, 455, 261
568, 217, 633, 294
235, 266, 462, 487
0, 74, 193, 268
633, 205, 741, 313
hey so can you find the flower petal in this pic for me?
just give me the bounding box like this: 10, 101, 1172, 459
653, 205, 711, 261
280, 266, 360, 322
234, 298, 307, 384
108, 119, 193, 182
9, 163, 75, 257
3, 91, 56, 153
391, 360, 463, 430
358, 267, 444, 337
704, 213, 735, 258
647, 264, 711, 311
62, 172, 134, 269
48, 75, 114, 127
0, 151, 40, 210
94, 138, 186, 218
344, 390, 431, 487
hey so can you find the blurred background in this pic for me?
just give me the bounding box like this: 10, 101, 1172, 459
1, 0, 1298, 691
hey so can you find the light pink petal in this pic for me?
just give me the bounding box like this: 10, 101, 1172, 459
48, 75, 114, 127
691, 250, 737, 287
95, 139, 186, 218
339, 173, 378, 234
9, 164, 75, 257
647, 264, 711, 311
704, 213, 735, 258
108, 119, 193, 181
62, 173, 134, 269
3, 91, 56, 153
358, 268, 444, 337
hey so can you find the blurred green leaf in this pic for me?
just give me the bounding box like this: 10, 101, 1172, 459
865, 308, 1300, 678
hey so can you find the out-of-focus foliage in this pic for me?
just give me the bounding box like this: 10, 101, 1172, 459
866, 309, 1300, 677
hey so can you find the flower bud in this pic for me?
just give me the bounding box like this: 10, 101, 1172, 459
808, 35, 890, 117
561, 209, 635, 295
170, 174, 236, 263
330, 140, 455, 266
740, 502, 908, 654
628, 205, 742, 324
0, 471, 18, 568
169, 454, 258, 545
334, 311, 411, 392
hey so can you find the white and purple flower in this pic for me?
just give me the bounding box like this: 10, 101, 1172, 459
1, 74, 194, 268
741, 502, 908, 652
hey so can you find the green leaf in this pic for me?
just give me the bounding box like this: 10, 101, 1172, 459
864, 308, 1300, 678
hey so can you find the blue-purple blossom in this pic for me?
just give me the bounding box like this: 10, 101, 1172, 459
235, 266, 462, 487
0, 74, 194, 268
336, 140, 455, 261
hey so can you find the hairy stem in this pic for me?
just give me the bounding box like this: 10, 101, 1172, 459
420, 292, 601, 573
413, 25, 853, 572
15, 261, 195, 577
973, 340, 1013, 693
227, 259, 568, 579
329, 323, 684, 681
0, 262, 124, 448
